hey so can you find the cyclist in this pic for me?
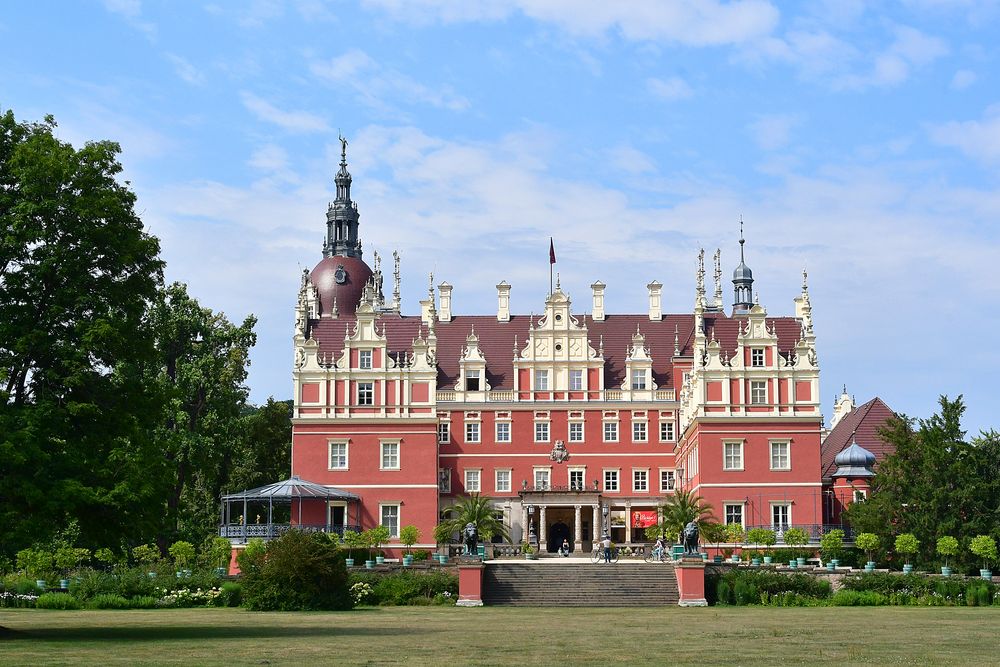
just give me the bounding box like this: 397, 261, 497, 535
654, 536, 665, 562
602, 534, 612, 563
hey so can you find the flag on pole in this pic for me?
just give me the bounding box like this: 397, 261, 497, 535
549, 237, 556, 264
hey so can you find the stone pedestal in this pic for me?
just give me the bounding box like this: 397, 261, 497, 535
676, 557, 707, 607
457, 561, 485, 607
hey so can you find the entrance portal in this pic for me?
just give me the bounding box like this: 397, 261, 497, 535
548, 521, 572, 553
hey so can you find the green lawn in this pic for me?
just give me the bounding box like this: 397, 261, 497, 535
2, 606, 998, 666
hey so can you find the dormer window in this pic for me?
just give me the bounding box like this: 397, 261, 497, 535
751, 348, 764, 367
466, 370, 481, 392
631, 369, 647, 390
359, 350, 372, 369
534, 370, 549, 391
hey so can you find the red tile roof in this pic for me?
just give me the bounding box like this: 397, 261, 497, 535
821, 397, 897, 478
309, 309, 806, 392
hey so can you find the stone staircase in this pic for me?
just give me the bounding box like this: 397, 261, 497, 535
482, 561, 679, 606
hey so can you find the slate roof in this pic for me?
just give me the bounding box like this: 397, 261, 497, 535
222, 476, 359, 501
821, 397, 897, 479
308, 309, 805, 392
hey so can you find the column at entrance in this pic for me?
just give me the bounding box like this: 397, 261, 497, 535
591, 505, 600, 546
573, 505, 582, 552
624, 500, 632, 544
521, 504, 528, 545
539, 506, 548, 552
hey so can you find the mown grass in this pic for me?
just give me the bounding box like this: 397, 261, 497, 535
2, 606, 998, 666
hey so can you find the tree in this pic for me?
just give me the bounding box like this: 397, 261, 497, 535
970, 535, 997, 571
227, 398, 292, 492
936, 536, 959, 568
438, 494, 510, 542
659, 489, 715, 542
855, 533, 880, 565
399, 525, 421, 555
845, 396, 1000, 571
894, 534, 919, 568
819, 529, 845, 563
0, 110, 165, 557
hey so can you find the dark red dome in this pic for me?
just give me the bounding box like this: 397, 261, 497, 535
310, 255, 373, 316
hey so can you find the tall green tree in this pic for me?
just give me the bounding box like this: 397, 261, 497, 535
0, 111, 165, 556
845, 395, 1000, 571
228, 398, 293, 493
149, 282, 257, 545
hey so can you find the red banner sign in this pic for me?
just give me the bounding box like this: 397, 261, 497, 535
632, 511, 658, 528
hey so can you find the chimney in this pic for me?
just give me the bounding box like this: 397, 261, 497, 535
438, 282, 453, 322
420, 296, 434, 325
647, 280, 662, 321
591, 281, 606, 321
496, 281, 511, 322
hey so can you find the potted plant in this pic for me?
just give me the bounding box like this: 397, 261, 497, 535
342, 530, 363, 567
855, 532, 880, 571
749, 528, 777, 564
94, 547, 117, 571
701, 522, 727, 563
523, 542, 536, 560
970, 534, 997, 580
820, 529, 845, 570
936, 536, 958, 577
17, 547, 53, 590
725, 523, 745, 562
783, 527, 810, 567
370, 525, 391, 565
53, 546, 89, 589
433, 523, 454, 563
131, 543, 161, 578
894, 533, 919, 574
168, 540, 195, 578
208, 537, 232, 576
360, 529, 377, 569
399, 525, 421, 566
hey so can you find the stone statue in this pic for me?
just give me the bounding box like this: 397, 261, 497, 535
463, 522, 479, 557
682, 520, 700, 555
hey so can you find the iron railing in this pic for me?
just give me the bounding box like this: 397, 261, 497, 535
219, 523, 362, 541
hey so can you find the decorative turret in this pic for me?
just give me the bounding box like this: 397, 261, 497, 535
323, 135, 362, 259
830, 385, 855, 429
733, 218, 754, 314
833, 439, 876, 478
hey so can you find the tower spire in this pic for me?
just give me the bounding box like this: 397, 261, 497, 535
323, 134, 362, 259
732, 215, 754, 313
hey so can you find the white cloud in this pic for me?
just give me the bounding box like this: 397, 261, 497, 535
834, 25, 948, 90
240, 92, 331, 133
929, 104, 1000, 163
310, 49, 470, 112
165, 53, 206, 86
748, 114, 799, 150
646, 76, 694, 101
608, 145, 657, 174
363, 0, 780, 46
951, 69, 977, 89
102, 0, 156, 38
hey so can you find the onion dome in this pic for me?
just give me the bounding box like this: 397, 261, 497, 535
732, 218, 754, 310
310, 255, 373, 317
833, 439, 876, 478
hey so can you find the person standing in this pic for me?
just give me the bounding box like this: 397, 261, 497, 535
602, 534, 612, 563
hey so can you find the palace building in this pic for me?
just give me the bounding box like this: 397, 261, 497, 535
283, 143, 862, 556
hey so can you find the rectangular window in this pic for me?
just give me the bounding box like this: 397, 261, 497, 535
723, 442, 743, 470
465, 422, 480, 443
569, 469, 585, 491
568, 422, 584, 442
359, 349, 372, 369
603, 422, 619, 443
751, 348, 764, 367
772, 504, 791, 531
534, 469, 550, 490
633, 469, 648, 493
495, 421, 511, 443
534, 370, 549, 390
535, 421, 550, 443
659, 421, 675, 442
632, 422, 647, 442
725, 504, 744, 526
659, 470, 675, 492
466, 369, 481, 391
465, 469, 481, 493
569, 369, 583, 391
357, 382, 374, 406
380, 505, 399, 538
329, 442, 348, 470
603, 469, 619, 492
495, 469, 511, 493
750, 380, 767, 405
770, 441, 790, 470
854, 489, 867, 503
380, 442, 399, 470
437, 422, 450, 444
438, 468, 451, 493
631, 369, 647, 390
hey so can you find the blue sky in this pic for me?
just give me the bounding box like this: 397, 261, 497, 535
3, 1, 999, 434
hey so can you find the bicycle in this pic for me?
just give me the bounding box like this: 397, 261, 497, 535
591, 546, 620, 563
644, 544, 667, 563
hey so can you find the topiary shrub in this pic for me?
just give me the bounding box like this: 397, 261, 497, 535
36, 592, 81, 610
240, 530, 352, 611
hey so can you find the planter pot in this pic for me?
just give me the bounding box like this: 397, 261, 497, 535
214, 567, 227, 577
796, 557, 807, 567
35, 580, 46, 590
375, 556, 385, 565
864, 562, 875, 572
402, 555, 414, 567
525, 553, 536, 560
147, 572, 157, 579
730, 556, 740, 564
831, 559, 840, 568
365, 560, 375, 569
345, 558, 355, 567
788, 560, 797, 568
826, 563, 835, 572
439, 554, 448, 565
941, 566, 951, 577
59, 579, 70, 589
751, 558, 761, 566
477, 545, 486, 558
713, 555, 723, 564
763, 556, 773, 565
902, 564, 913, 574
980, 569, 992, 580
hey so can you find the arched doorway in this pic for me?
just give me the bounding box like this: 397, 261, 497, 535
548, 521, 572, 553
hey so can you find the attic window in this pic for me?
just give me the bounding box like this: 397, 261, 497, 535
466, 370, 481, 392
555, 343, 563, 352
555, 314, 562, 322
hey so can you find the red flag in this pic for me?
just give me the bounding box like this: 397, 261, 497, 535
549, 237, 556, 264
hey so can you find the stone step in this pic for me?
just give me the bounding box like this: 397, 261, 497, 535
483, 562, 680, 606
